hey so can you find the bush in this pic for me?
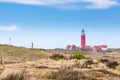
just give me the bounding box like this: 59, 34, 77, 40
49, 53, 65, 60
50, 65, 84, 80
73, 53, 84, 60
0, 70, 26, 80
100, 58, 119, 69
0, 69, 35, 80
107, 61, 118, 69
48, 65, 120, 80
100, 59, 109, 63
82, 59, 94, 68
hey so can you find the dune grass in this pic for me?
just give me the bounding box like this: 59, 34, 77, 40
0, 44, 50, 62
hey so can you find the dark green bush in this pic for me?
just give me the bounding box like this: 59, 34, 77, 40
49, 53, 65, 60
107, 61, 118, 69
73, 53, 84, 60
81, 59, 93, 68
100, 59, 109, 63
100, 59, 119, 69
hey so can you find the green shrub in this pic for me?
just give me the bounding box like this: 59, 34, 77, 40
54, 57, 64, 61
116, 66, 120, 72
73, 53, 84, 60
107, 50, 112, 52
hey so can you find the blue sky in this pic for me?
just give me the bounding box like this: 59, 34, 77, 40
0, 0, 120, 49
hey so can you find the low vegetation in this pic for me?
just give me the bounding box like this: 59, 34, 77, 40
0, 70, 26, 80
49, 53, 65, 60
100, 58, 119, 69
0, 44, 49, 62
0, 69, 36, 80
49, 65, 84, 80
73, 53, 85, 60
0, 44, 120, 80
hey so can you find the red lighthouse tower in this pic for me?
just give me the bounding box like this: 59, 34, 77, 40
81, 29, 86, 48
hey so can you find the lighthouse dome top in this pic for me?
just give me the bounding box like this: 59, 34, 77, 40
82, 29, 85, 33
82, 29, 85, 35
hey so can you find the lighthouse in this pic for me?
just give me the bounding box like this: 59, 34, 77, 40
81, 29, 86, 48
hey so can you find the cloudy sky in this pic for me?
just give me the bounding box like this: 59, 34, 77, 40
0, 0, 120, 48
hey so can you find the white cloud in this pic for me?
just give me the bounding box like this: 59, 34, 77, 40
0, 0, 44, 5
0, 0, 119, 9
0, 25, 18, 32
83, 0, 119, 9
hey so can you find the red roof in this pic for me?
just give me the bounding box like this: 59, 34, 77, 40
85, 46, 93, 50
94, 46, 101, 50
101, 45, 107, 48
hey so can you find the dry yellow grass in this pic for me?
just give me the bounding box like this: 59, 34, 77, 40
0, 44, 120, 80
0, 44, 52, 62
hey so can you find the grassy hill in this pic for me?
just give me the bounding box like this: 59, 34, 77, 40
0, 44, 50, 62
